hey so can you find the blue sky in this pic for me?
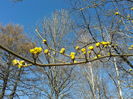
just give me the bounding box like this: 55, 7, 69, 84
0, 0, 67, 33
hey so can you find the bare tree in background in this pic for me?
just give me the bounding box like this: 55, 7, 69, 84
68, 0, 133, 98
0, 24, 36, 99
33, 10, 76, 99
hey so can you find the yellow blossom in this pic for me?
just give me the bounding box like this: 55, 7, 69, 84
108, 52, 111, 56
34, 47, 42, 53
30, 49, 35, 54
70, 52, 76, 60
88, 46, 94, 50
30, 47, 42, 54
97, 54, 101, 57
42, 39, 47, 44
74, 60, 77, 63
129, 69, 132, 71
130, 45, 133, 48
88, 51, 91, 54
70, 55, 75, 60
115, 12, 119, 15
96, 42, 100, 47
101, 41, 107, 45
12, 59, 19, 66
70, 52, 76, 56
44, 49, 49, 54
81, 48, 86, 52
60, 48, 65, 54
131, 7, 133, 10
20, 60, 25, 65
75, 46, 80, 50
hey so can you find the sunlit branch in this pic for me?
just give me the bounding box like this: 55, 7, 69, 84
1, 44, 133, 68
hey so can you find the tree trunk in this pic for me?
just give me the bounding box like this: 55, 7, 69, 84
9, 69, 22, 99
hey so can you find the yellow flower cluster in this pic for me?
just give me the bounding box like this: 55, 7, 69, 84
81, 48, 86, 54
70, 52, 76, 60
101, 41, 110, 45
12, 59, 27, 68
30, 47, 42, 54
60, 48, 65, 54
131, 7, 133, 10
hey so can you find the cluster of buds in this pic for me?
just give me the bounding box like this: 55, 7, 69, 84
70, 52, 76, 61
12, 59, 27, 68
94, 41, 111, 48
100, 41, 111, 47
30, 47, 42, 55
13, 39, 114, 68
81, 48, 86, 54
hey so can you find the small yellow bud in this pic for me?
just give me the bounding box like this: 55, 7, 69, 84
81, 48, 86, 53
129, 69, 132, 71
74, 60, 77, 63
88, 46, 94, 50
20, 60, 25, 65
115, 12, 119, 15
12, 59, 19, 66
43, 39, 47, 44
108, 52, 111, 56
88, 51, 91, 54
44, 49, 49, 54
70, 52, 76, 60
37, 47, 42, 53
70, 52, 76, 56
101, 41, 107, 45
60, 48, 65, 54
97, 55, 101, 57
70, 55, 75, 60
131, 7, 133, 10
96, 42, 100, 47
30, 49, 35, 54
75, 46, 80, 50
